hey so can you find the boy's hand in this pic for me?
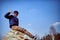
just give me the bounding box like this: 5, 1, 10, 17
8, 10, 12, 13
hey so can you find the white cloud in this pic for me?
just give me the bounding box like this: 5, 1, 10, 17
28, 24, 32, 27
52, 22, 60, 26
28, 9, 38, 13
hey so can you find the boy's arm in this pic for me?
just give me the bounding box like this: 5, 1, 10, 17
4, 10, 13, 19
4, 12, 11, 19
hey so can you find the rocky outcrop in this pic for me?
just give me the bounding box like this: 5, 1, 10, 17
41, 33, 60, 40
2, 29, 33, 40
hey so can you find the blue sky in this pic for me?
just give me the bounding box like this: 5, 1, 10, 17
0, 0, 60, 38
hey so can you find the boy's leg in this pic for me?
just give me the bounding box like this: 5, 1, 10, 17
23, 29, 34, 38
11, 26, 34, 38
12, 26, 24, 32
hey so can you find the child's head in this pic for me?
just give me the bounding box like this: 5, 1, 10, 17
13, 11, 19, 17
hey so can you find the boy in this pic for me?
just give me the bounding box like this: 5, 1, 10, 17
4, 10, 34, 38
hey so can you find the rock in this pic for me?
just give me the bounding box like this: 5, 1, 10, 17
2, 29, 33, 40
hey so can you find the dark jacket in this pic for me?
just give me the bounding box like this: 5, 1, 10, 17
4, 12, 19, 28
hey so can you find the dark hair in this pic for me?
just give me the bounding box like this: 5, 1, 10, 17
14, 11, 19, 15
